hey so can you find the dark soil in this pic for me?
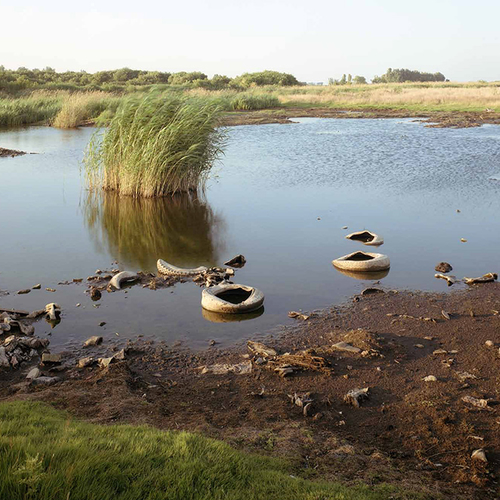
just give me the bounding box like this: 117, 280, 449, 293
221, 108, 500, 129
2, 283, 500, 499
0, 147, 28, 157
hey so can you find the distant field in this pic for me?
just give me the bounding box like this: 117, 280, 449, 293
1, 82, 499, 129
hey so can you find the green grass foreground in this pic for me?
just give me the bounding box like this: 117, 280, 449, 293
0, 401, 427, 500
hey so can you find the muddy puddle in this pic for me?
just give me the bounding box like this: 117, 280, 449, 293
0, 119, 499, 349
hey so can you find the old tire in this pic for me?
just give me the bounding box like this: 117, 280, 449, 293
201, 283, 265, 314
332, 251, 390, 272
157, 259, 207, 276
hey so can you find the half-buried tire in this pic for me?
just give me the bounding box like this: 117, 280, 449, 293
332, 251, 390, 272
202, 283, 265, 314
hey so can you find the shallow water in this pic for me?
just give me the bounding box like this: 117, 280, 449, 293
0, 118, 499, 349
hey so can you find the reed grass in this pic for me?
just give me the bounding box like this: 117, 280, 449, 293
0, 401, 426, 500
52, 91, 120, 128
84, 92, 225, 197
0, 92, 62, 127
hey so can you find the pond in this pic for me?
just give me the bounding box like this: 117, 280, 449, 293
0, 118, 499, 349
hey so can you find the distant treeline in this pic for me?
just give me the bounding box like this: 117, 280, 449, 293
0, 67, 299, 93
372, 68, 446, 83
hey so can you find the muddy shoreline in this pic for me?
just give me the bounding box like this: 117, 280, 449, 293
1, 282, 500, 499
221, 107, 500, 129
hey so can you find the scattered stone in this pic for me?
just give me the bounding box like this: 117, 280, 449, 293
247, 341, 277, 358
99, 321, 106, 327
288, 311, 310, 320
462, 395, 492, 409
17, 289, 31, 295
208, 339, 217, 346
31, 376, 60, 386
423, 375, 437, 382
98, 357, 114, 368
332, 342, 361, 354
199, 360, 252, 375
76, 303, 81, 307
433, 349, 448, 355
41, 353, 61, 364
471, 449, 488, 463
224, 254, 246, 268
342, 226, 348, 229
46, 288, 56, 292
464, 273, 498, 285
485, 340, 494, 347
288, 392, 313, 415
415, 344, 424, 349
32, 284, 41, 289
344, 387, 370, 408
78, 357, 94, 368
26, 367, 41, 379
90, 288, 101, 301
435, 262, 453, 273
0, 347, 9, 368
455, 371, 477, 382
113, 349, 126, 361
83, 336, 103, 347
460, 238, 467, 243
45, 303, 61, 321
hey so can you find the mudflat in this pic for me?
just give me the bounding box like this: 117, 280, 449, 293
2, 282, 499, 499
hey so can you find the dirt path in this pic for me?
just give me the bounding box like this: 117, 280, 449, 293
2, 282, 500, 499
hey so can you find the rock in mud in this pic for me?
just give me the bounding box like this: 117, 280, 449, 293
332, 342, 361, 354
17, 289, 31, 295
435, 262, 453, 273
26, 367, 41, 379
422, 375, 438, 382
41, 353, 62, 364
198, 360, 252, 375
45, 303, 61, 321
90, 288, 102, 301
344, 387, 370, 408
78, 357, 94, 368
32, 284, 41, 289
83, 336, 103, 347
31, 376, 60, 387
224, 254, 246, 268
288, 311, 310, 320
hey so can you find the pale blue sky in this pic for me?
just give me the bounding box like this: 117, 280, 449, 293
1, 0, 498, 82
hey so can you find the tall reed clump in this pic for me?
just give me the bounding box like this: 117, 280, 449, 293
85, 92, 224, 197
52, 91, 119, 128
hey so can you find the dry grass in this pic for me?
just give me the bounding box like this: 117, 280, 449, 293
52, 91, 118, 128
277, 82, 500, 111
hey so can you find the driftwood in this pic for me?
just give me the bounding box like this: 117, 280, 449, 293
435, 273, 458, 286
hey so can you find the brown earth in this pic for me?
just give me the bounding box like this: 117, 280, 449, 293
0, 146, 27, 157
220, 107, 500, 129
2, 282, 500, 499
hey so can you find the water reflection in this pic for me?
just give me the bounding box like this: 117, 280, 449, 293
84, 191, 226, 271
334, 267, 390, 281
202, 307, 265, 323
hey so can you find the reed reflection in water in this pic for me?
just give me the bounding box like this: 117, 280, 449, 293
84, 191, 226, 271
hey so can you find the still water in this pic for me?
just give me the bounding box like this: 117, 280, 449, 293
0, 118, 499, 349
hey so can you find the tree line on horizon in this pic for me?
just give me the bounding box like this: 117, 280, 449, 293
0, 67, 299, 93
0, 66, 450, 94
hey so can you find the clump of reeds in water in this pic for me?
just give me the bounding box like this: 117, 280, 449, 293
84, 92, 225, 197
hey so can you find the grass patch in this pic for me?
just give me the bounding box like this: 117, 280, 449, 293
0, 92, 62, 127
0, 401, 428, 500
84, 92, 225, 197
52, 91, 120, 129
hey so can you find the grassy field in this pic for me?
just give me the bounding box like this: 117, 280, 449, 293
0, 401, 429, 500
1, 82, 498, 130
